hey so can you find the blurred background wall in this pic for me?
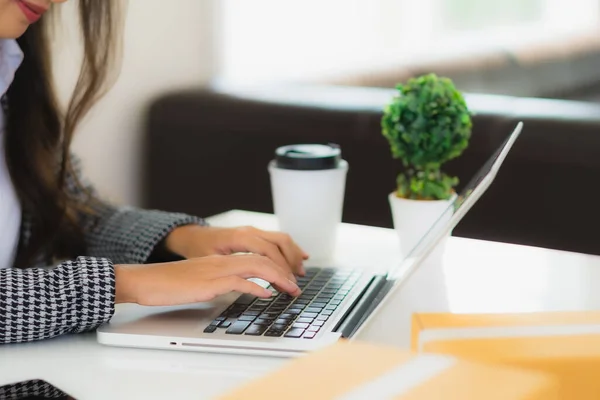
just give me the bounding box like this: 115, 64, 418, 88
49, 0, 600, 206
52, 0, 217, 206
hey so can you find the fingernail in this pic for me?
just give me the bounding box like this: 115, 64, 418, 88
288, 279, 299, 289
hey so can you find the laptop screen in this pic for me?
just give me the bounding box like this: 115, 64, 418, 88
385, 121, 523, 282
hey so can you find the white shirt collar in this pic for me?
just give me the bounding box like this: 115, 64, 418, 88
0, 39, 24, 99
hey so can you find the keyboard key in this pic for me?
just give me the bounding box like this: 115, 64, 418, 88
313, 320, 325, 327
272, 304, 291, 310
271, 324, 287, 331
245, 324, 268, 336
286, 309, 302, 315
242, 310, 261, 316
305, 307, 322, 313
234, 294, 256, 305
294, 299, 311, 305
316, 315, 329, 321
307, 325, 320, 332
292, 322, 310, 329
224, 311, 242, 318
215, 316, 226, 322
265, 329, 284, 337
226, 320, 252, 335
253, 318, 272, 326
279, 313, 296, 320
203, 325, 217, 333
284, 328, 306, 338
254, 299, 273, 305
303, 331, 317, 339
259, 313, 279, 319
330, 300, 341, 306
247, 306, 268, 312
296, 317, 314, 324
315, 294, 334, 303
238, 315, 257, 322
310, 302, 327, 308
209, 320, 221, 327
316, 296, 332, 302
300, 312, 318, 319
325, 305, 337, 311
275, 318, 292, 326
219, 321, 232, 329
321, 310, 334, 316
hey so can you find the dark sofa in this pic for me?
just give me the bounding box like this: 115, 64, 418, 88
141, 84, 600, 256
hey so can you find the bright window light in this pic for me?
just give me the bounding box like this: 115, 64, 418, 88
218, 0, 600, 84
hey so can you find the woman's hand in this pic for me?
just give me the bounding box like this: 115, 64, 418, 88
165, 225, 309, 277
114, 254, 301, 306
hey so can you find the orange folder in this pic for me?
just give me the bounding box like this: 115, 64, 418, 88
218, 340, 557, 400
411, 311, 600, 399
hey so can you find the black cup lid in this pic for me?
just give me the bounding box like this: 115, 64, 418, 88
275, 143, 341, 170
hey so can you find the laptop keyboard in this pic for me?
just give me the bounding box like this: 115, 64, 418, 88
203, 267, 360, 339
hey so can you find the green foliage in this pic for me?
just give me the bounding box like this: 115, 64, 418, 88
382, 73, 472, 200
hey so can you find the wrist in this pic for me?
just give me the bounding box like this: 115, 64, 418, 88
114, 264, 138, 304
165, 224, 204, 258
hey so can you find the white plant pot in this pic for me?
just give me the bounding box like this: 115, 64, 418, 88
388, 192, 456, 261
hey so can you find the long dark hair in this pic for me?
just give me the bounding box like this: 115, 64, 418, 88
3, 1, 121, 267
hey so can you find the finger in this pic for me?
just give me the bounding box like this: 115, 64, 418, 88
259, 231, 306, 276
230, 256, 301, 297
209, 276, 273, 299
239, 236, 297, 282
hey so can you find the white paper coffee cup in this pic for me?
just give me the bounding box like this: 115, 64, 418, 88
269, 144, 348, 263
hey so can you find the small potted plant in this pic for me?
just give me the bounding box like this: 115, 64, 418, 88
381, 73, 472, 258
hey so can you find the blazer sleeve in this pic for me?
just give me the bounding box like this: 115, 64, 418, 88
0, 380, 67, 400
0, 257, 115, 344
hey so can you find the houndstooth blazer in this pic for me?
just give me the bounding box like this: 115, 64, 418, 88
0, 156, 205, 399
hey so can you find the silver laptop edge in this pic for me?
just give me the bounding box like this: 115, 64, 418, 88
348, 121, 524, 339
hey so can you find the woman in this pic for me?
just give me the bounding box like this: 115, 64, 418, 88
1, 0, 306, 397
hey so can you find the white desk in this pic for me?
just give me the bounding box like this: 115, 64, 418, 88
2, 210, 600, 399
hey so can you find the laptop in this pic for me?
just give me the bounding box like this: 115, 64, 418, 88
97, 122, 523, 356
